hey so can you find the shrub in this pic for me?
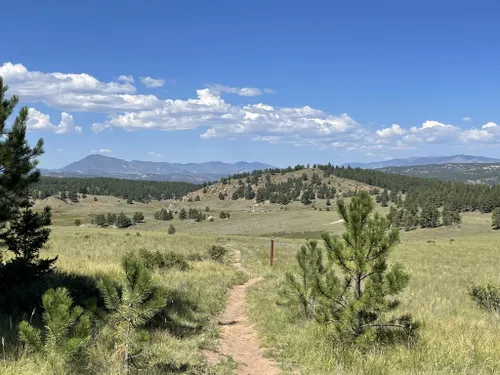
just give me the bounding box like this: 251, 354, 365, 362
138, 248, 190, 271
195, 195, 201, 201
74, 219, 82, 226
93, 197, 98, 201
219, 211, 231, 219
469, 284, 500, 312
208, 245, 227, 263
133, 212, 145, 223
116, 212, 132, 228
168, 224, 176, 235
205, 206, 210, 212
94, 214, 106, 227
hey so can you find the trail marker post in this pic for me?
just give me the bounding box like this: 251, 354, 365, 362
270, 236, 274, 266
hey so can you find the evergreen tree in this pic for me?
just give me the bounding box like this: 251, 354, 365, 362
168, 224, 176, 235
442, 206, 461, 227
133, 212, 145, 223
94, 214, 106, 227
316, 192, 418, 343
218, 192, 225, 200
0, 207, 57, 290
326, 198, 331, 206
116, 213, 132, 228
492, 208, 500, 229
126, 197, 133, 204
60, 191, 68, 201
278, 241, 324, 320
18, 287, 91, 372
380, 189, 389, 207
74, 219, 82, 226
106, 213, 117, 226
179, 208, 187, 220
194, 195, 201, 201
420, 203, 441, 228
98, 253, 166, 372
244, 184, 255, 200
68, 190, 79, 203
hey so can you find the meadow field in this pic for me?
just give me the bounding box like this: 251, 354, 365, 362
8, 192, 500, 374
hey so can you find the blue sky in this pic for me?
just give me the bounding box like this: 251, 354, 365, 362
2, 0, 500, 169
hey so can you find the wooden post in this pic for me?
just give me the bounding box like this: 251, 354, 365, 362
270, 236, 274, 266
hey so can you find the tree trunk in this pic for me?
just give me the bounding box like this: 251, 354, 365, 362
355, 272, 362, 336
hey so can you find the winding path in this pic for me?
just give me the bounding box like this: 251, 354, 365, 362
205, 249, 280, 375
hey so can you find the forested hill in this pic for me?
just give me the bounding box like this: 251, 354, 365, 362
221, 163, 500, 213
34, 176, 203, 203
379, 163, 500, 185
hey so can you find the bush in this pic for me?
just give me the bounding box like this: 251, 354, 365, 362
205, 206, 210, 212
168, 225, 176, 235
219, 211, 231, 219
94, 214, 106, 227
195, 195, 201, 201
74, 219, 82, 226
469, 284, 500, 312
93, 197, 98, 201
138, 248, 190, 271
208, 245, 227, 263
133, 212, 145, 223
116, 212, 132, 228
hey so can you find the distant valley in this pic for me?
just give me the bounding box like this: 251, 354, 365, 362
41, 154, 274, 183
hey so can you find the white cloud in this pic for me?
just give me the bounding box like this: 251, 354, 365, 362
264, 88, 276, 94
206, 84, 263, 97
7, 62, 500, 152
27, 108, 82, 134
375, 124, 406, 138
462, 117, 472, 122
99, 148, 111, 153
140, 76, 165, 88
117, 75, 134, 83
147, 151, 164, 157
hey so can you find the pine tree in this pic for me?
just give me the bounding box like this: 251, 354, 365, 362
133, 212, 144, 223
420, 203, 441, 228
68, 191, 79, 203
326, 198, 331, 206
107, 213, 117, 226
116, 213, 132, 228
316, 192, 418, 343
380, 189, 389, 207
179, 208, 187, 220
244, 184, 255, 200
218, 192, 225, 200
95, 214, 106, 227
442, 206, 461, 227
0, 207, 57, 290
168, 224, 176, 235
98, 253, 166, 372
18, 287, 91, 372
278, 241, 324, 320
492, 208, 500, 229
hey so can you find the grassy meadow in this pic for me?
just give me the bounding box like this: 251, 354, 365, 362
6, 192, 500, 374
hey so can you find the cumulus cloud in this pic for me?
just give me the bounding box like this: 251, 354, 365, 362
140, 76, 165, 88
27, 108, 82, 134
117, 75, 134, 83
5, 62, 500, 152
375, 124, 406, 138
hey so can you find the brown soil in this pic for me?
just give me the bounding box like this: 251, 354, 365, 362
205, 249, 280, 374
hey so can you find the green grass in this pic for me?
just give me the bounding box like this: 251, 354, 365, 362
12, 195, 500, 374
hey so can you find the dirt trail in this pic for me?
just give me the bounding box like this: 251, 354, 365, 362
205, 249, 280, 375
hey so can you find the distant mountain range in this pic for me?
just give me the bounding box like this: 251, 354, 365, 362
380, 162, 500, 185
40, 154, 274, 183
343, 155, 500, 169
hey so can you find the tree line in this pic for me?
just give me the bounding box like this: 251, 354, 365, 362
34, 176, 203, 203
